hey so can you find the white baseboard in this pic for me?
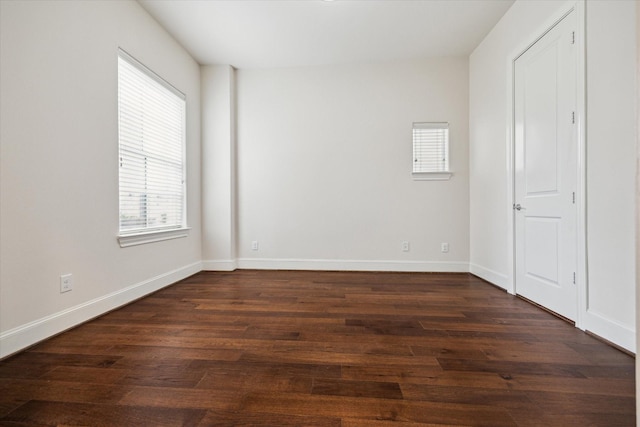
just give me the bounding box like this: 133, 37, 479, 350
583, 309, 635, 353
469, 263, 509, 290
0, 261, 202, 359
234, 258, 469, 272
202, 259, 238, 271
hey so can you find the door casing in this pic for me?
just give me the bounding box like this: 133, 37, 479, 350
506, 0, 587, 329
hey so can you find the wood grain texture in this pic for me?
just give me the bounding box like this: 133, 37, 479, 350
0, 270, 635, 426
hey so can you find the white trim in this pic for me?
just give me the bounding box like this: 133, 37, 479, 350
202, 259, 238, 271
506, 1, 587, 322
412, 172, 453, 181
469, 263, 509, 291
0, 261, 202, 359
236, 258, 468, 272
584, 310, 636, 353
574, 0, 587, 330
505, 52, 515, 295
118, 48, 185, 99
118, 227, 190, 248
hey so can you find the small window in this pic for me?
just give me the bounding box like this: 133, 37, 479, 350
118, 49, 187, 243
412, 122, 452, 180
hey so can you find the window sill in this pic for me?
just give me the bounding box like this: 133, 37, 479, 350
412, 172, 453, 181
118, 227, 191, 248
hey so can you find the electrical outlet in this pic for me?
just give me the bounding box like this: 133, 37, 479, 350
60, 274, 73, 293
251, 240, 259, 251
402, 241, 410, 252
441, 243, 449, 253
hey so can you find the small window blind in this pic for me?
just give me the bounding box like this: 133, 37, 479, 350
412, 122, 449, 173
118, 49, 186, 235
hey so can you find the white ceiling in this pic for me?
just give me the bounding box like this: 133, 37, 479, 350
138, 0, 514, 69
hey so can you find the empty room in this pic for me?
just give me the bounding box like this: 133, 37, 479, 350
0, 0, 637, 425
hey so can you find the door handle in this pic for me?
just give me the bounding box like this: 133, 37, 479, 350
513, 204, 526, 211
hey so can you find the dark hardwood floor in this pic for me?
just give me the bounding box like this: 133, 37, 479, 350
0, 270, 635, 426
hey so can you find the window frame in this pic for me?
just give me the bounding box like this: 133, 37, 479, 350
117, 49, 189, 247
411, 122, 452, 181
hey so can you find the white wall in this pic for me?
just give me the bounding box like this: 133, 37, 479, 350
201, 65, 237, 271
233, 59, 469, 271
0, 0, 202, 358
470, 0, 637, 351
584, 0, 636, 346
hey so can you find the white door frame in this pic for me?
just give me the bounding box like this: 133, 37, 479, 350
505, 0, 587, 330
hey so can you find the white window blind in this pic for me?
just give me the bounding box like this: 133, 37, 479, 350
118, 49, 186, 235
412, 122, 449, 173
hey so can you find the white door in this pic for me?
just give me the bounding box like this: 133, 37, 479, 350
514, 11, 577, 320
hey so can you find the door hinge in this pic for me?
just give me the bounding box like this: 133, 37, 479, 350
572, 192, 575, 204
571, 111, 575, 124
573, 272, 576, 284
571, 31, 575, 44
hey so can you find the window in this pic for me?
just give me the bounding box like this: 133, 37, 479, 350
118, 49, 187, 246
412, 122, 452, 180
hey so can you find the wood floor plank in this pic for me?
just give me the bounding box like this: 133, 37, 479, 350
240, 392, 518, 426
436, 357, 588, 378
116, 365, 207, 388
196, 410, 342, 427
480, 345, 593, 365
0, 352, 121, 380
188, 358, 342, 379
240, 347, 442, 367
39, 366, 128, 384
410, 345, 489, 360
400, 383, 531, 408
196, 369, 313, 394
504, 373, 635, 396
524, 390, 636, 415
342, 419, 467, 427
272, 339, 416, 357
341, 365, 510, 389
0, 270, 634, 426
2, 400, 206, 426
103, 345, 243, 362
0, 378, 134, 417
118, 386, 242, 411
311, 378, 404, 399
506, 407, 636, 427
